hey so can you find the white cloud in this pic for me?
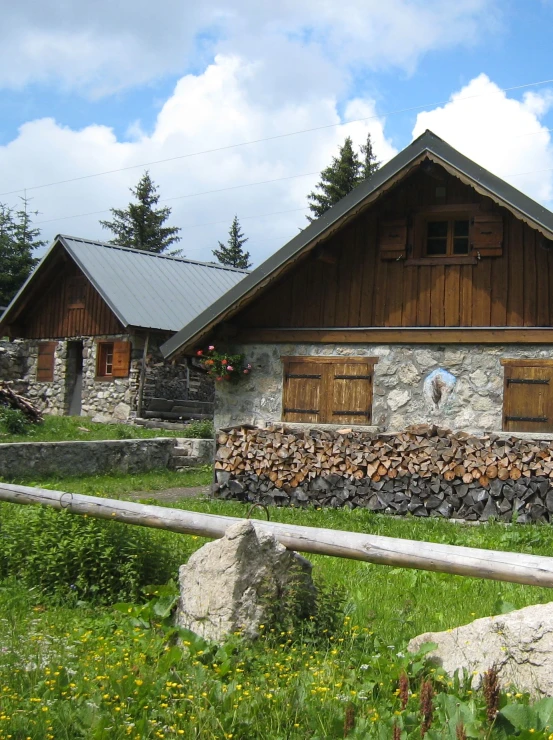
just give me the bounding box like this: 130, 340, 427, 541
0, 55, 396, 265
0, 0, 499, 94
412, 73, 553, 205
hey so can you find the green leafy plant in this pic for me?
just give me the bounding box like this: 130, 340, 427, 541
181, 419, 215, 439
0, 504, 176, 604
196, 344, 251, 382
0, 407, 31, 435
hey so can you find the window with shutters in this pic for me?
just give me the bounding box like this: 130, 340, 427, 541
282, 357, 376, 425
96, 340, 131, 379
502, 359, 553, 433
36, 342, 56, 382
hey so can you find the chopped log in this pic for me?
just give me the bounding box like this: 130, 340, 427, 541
0, 382, 43, 424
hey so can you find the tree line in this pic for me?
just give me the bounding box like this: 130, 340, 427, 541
0, 133, 380, 306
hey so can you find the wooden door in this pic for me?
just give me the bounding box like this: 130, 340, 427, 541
503, 362, 553, 433
329, 361, 373, 425
282, 360, 324, 423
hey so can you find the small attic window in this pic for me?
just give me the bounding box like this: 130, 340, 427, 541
425, 218, 470, 256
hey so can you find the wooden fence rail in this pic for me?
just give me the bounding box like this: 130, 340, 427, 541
1, 482, 553, 588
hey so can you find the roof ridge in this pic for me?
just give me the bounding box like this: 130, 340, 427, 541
56, 234, 250, 273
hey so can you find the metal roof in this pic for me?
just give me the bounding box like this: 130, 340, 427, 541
161, 129, 553, 358
0, 235, 249, 333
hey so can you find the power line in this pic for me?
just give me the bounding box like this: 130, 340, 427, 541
3, 76, 553, 198
33, 174, 318, 226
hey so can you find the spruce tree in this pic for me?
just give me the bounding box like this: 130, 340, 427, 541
307, 137, 362, 222
100, 171, 181, 254
212, 216, 251, 269
0, 197, 43, 307
307, 133, 381, 222
360, 132, 381, 180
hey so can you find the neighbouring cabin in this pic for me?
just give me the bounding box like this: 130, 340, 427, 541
0, 235, 248, 421
161, 131, 553, 437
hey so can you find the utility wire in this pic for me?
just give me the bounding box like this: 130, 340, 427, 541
3, 76, 553, 197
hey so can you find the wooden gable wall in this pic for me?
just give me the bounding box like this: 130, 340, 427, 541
235, 167, 553, 332
11, 260, 123, 339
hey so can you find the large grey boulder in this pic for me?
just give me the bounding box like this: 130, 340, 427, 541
408, 602, 553, 697
176, 520, 315, 641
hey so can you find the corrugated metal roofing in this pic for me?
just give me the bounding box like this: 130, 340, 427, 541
161, 129, 553, 358
0, 235, 249, 333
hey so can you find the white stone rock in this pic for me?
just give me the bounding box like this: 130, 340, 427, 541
113, 402, 131, 421
414, 350, 438, 370
176, 520, 315, 642
397, 363, 420, 385
387, 389, 411, 411
469, 368, 489, 388
408, 602, 553, 697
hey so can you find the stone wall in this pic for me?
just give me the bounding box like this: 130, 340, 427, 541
141, 343, 214, 412
0, 341, 27, 383
214, 343, 553, 434
0, 437, 177, 478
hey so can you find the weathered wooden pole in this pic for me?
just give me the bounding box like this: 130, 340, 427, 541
1, 481, 553, 588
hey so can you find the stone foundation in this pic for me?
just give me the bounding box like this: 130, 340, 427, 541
214, 342, 553, 434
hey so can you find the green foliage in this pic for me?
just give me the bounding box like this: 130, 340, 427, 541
0, 407, 31, 435
100, 170, 181, 253
307, 133, 380, 221
180, 418, 214, 439
0, 504, 179, 604
196, 344, 251, 383
212, 215, 252, 269
0, 196, 44, 307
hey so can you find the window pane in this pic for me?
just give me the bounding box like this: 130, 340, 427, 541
454, 220, 469, 237
453, 238, 469, 255
427, 221, 448, 238
426, 239, 447, 255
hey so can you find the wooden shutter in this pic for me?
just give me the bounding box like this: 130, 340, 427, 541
37, 342, 56, 382
472, 212, 503, 257
503, 362, 553, 433
282, 360, 323, 423
379, 218, 407, 260
112, 340, 131, 378
329, 361, 373, 425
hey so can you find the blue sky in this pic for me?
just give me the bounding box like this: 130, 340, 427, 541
1, 1, 553, 264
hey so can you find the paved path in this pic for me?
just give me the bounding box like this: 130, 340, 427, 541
124, 485, 210, 503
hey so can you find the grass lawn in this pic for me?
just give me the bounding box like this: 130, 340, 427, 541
0, 470, 552, 737
0, 414, 213, 443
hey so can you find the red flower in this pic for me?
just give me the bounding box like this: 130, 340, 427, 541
243, 369, 249, 374
216, 376, 223, 381
205, 359, 214, 366
196, 350, 203, 356
221, 359, 228, 365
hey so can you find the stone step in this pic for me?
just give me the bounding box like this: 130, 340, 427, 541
174, 456, 203, 470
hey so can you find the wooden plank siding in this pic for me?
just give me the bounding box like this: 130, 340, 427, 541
236, 168, 553, 332
17, 264, 123, 339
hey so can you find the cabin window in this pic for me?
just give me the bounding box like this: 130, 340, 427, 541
425, 218, 470, 256
281, 356, 377, 425
97, 342, 114, 377
502, 359, 553, 433
36, 342, 56, 382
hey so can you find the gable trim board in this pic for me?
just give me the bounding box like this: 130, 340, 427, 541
161, 130, 553, 359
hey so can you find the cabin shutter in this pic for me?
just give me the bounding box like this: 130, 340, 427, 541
37, 342, 56, 382
112, 340, 131, 378
379, 218, 408, 260
471, 212, 503, 257
282, 360, 323, 423
503, 362, 553, 433
329, 361, 373, 425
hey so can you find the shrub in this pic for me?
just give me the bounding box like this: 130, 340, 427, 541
0, 407, 31, 435
0, 503, 179, 604
181, 419, 214, 439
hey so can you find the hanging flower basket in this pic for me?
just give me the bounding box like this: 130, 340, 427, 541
196, 345, 251, 383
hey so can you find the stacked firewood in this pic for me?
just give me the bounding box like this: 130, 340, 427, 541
215, 424, 553, 489
0, 382, 43, 424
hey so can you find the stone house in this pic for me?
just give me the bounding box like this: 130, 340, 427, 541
0, 235, 248, 420
161, 130, 553, 436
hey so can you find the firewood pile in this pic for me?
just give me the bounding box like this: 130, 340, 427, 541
214, 424, 553, 523
0, 382, 43, 424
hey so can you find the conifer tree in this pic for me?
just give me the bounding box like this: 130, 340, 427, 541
307, 133, 380, 222
212, 216, 251, 269
360, 132, 381, 180
100, 171, 181, 253
0, 197, 43, 307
